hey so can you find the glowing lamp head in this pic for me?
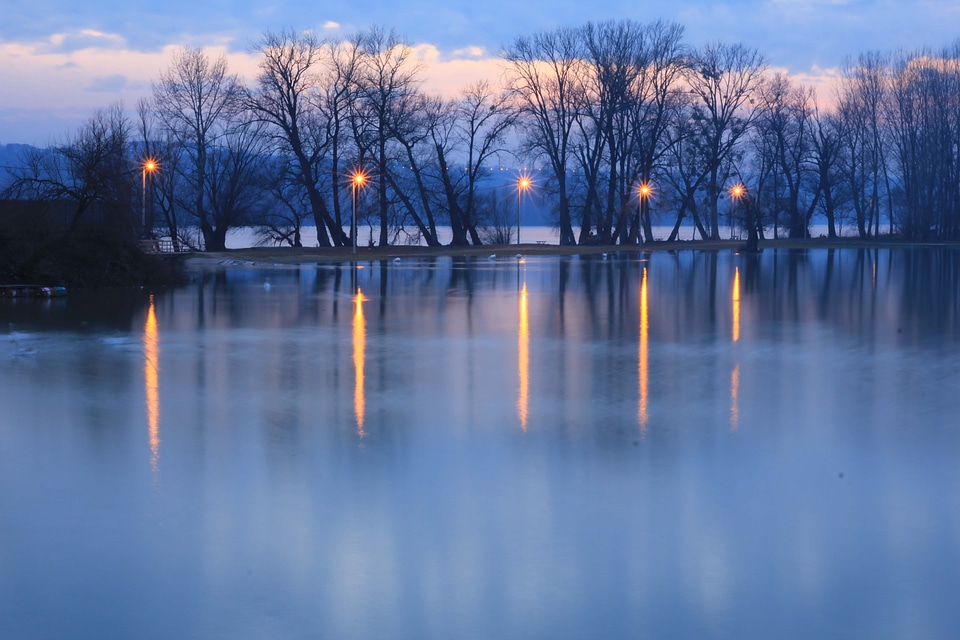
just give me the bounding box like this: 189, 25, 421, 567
639, 183, 651, 198
731, 184, 744, 198
519, 177, 531, 189
143, 160, 157, 172
353, 173, 366, 187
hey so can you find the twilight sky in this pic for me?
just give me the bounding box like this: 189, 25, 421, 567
1, 0, 958, 145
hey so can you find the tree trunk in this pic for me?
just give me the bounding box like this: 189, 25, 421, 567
378, 136, 389, 247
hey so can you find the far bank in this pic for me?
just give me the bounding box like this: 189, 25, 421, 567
185, 237, 960, 269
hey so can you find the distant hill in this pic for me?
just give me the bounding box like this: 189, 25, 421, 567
0, 143, 556, 225
466, 167, 555, 226
0, 144, 36, 190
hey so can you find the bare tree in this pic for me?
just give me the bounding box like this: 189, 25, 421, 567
837, 51, 893, 238
254, 157, 312, 247
454, 82, 516, 244
135, 99, 190, 249
318, 36, 364, 245
476, 189, 515, 245
810, 98, 845, 238
248, 29, 347, 247
504, 27, 584, 245
755, 74, 819, 238
383, 92, 442, 245
3, 105, 135, 273
560, 20, 687, 245
684, 42, 766, 239
661, 94, 713, 241
153, 47, 245, 250
425, 81, 516, 246
576, 20, 649, 245
6, 105, 132, 236
202, 116, 272, 250
888, 47, 960, 239
353, 26, 425, 247
630, 20, 688, 244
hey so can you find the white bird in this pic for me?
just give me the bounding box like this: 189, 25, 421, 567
515, 253, 523, 259
488, 254, 496, 260
393, 257, 401, 262
601, 252, 608, 259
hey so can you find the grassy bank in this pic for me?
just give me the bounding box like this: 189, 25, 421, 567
186, 236, 960, 268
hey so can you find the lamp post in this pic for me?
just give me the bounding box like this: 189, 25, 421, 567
517, 175, 531, 245
638, 181, 652, 244
141, 159, 157, 236
352, 171, 366, 255
729, 183, 745, 239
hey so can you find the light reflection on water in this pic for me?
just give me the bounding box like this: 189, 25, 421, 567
518, 280, 529, 431
638, 267, 649, 432
353, 288, 366, 438
144, 294, 160, 474
731, 266, 741, 430
2, 248, 960, 639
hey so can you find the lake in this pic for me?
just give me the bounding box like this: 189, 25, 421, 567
2, 247, 960, 639
224, 223, 859, 249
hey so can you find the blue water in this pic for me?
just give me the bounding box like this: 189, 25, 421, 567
2, 248, 959, 639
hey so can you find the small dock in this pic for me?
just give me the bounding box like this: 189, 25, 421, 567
0, 285, 68, 298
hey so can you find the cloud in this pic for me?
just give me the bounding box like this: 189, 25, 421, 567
0, 0, 957, 144
423, 57, 507, 98
408, 44, 505, 97
768, 0, 857, 6
452, 46, 487, 58
0, 37, 260, 144
86, 74, 131, 93
44, 29, 128, 53
0, 25, 843, 145
765, 64, 843, 109
412, 43, 442, 63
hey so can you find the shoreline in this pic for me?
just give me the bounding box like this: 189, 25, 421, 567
184, 237, 960, 268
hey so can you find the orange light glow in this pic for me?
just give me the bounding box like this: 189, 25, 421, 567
518, 282, 529, 431
731, 364, 740, 431
144, 295, 160, 475
353, 288, 366, 438
143, 158, 158, 173
344, 166, 372, 192
731, 267, 741, 431
639, 182, 652, 199
516, 173, 535, 245
516, 171, 535, 194
729, 184, 745, 200
638, 267, 649, 433
732, 267, 740, 343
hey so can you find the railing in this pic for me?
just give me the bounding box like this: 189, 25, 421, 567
139, 238, 192, 254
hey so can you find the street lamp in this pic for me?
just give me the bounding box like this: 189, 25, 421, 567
728, 183, 745, 239
351, 171, 367, 255
638, 181, 652, 243
517, 174, 532, 245
141, 158, 158, 235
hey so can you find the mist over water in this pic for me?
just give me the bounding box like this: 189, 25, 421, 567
2, 248, 959, 639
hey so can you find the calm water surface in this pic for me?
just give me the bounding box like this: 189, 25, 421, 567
2, 248, 960, 639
